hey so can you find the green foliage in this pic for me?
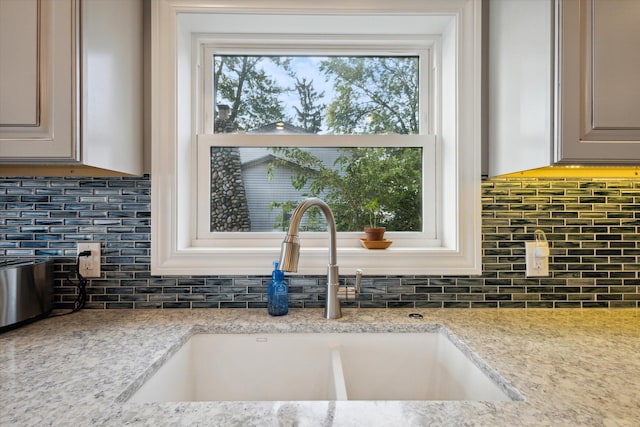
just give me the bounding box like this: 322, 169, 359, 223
214, 56, 288, 130
266, 56, 422, 232
269, 200, 327, 232
213, 54, 422, 232
320, 57, 419, 135
364, 199, 381, 228
292, 78, 325, 134
334, 147, 422, 231
268, 147, 422, 232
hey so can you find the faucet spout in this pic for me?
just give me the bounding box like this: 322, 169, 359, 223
278, 197, 341, 319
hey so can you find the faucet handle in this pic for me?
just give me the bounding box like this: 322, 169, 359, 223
337, 269, 363, 302
354, 269, 363, 294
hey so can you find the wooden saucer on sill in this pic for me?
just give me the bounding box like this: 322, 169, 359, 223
360, 238, 393, 249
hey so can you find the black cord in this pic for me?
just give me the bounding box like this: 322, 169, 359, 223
49, 254, 90, 317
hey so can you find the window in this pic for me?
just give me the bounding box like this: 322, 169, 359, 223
198, 48, 434, 238
203, 54, 427, 234
208, 55, 420, 136
151, 0, 482, 276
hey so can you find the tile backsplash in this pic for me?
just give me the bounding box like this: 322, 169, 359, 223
1, 175, 638, 309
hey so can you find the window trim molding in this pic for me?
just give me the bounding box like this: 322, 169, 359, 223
151, 0, 482, 276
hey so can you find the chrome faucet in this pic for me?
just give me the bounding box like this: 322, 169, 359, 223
278, 197, 362, 319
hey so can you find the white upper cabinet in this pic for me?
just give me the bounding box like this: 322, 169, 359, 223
487, 0, 640, 177
0, 0, 143, 176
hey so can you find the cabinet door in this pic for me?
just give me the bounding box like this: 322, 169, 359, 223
0, 0, 39, 126
487, 0, 554, 176
0, 0, 77, 162
557, 0, 640, 163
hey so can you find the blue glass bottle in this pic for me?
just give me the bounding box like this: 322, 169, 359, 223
268, 260, 288, 316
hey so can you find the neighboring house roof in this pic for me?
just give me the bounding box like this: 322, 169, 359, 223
248, 122, 311, 134
241, 153, 301, 170
240, 147, 342, 171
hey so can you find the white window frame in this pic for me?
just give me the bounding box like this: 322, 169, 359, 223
151, 0, 482, 276
197, 38, 437, 244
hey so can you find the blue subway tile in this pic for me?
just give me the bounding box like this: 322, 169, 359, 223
6, 203, 35, 210
20, 242, 48, 248
2, 175, 637, 311
35, 203, 64, 210
5, 249, 35, 256
0, 196, 21, 202
35, 249, 63, 256
50, 196, 80, 203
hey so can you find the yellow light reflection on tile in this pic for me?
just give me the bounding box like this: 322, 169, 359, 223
496, 166, 640, 179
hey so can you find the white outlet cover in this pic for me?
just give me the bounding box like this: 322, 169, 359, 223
525, 241, 549, 277
77, 242, 101, 278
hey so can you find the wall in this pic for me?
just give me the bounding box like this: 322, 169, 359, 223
1, 175, 638, 309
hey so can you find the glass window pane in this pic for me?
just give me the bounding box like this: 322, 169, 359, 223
210, 146, 423, 233
213, 55, 419, 135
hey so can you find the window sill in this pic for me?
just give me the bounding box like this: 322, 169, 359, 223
152, 244, 482, 276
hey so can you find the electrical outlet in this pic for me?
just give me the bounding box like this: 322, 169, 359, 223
525, 241, 549, 277
77, 242, 101, 278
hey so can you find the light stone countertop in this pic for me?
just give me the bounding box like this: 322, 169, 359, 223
1, 308, 639, 426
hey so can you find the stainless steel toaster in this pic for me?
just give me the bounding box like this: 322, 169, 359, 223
0, 259, 54, 332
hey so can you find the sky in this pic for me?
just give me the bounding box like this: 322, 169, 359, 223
250, 56, 334, 128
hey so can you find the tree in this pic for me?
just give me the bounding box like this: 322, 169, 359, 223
211, 54, 422, 232
320, 57, 419, 135
292, 77, 325, 134
268, 147, 422, 232
210, 56, 290, 232
214, 56, 288, 130
267, 56, 422, 232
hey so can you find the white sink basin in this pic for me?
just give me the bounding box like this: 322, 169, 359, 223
127, 331, 522, 402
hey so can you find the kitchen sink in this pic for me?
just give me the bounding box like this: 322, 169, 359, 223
126, 331, 522, 402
